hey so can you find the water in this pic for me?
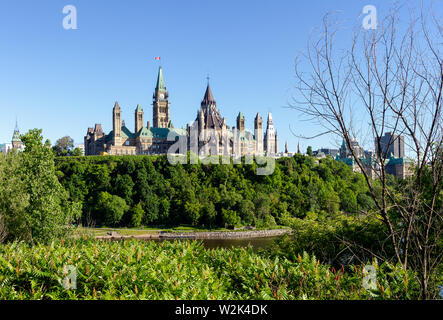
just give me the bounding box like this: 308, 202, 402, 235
147, 236, 281, 251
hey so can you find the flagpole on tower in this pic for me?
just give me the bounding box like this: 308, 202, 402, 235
155, 56, 161, 68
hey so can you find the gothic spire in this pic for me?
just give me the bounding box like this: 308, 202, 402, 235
12, 119, 21, 143
202, 83, 216, 105
267, 112, 273, 126
155, 66, 166, 91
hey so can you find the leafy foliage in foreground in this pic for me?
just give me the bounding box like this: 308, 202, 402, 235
0, 239, 419, 300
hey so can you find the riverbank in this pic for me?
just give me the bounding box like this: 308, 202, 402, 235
94, 227, 291, 240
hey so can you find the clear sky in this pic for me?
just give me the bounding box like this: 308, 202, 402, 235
0, 0, 438, 152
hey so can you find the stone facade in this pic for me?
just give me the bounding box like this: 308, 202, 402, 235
385, 155, 413, 179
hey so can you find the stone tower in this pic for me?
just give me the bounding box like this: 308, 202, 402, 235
113, 101, 122, 145
264, 113, 276, 155
254, 113, 263, 154
236, 112, 245, 132
274, 131, 278, 154
153, 66, 170, 128
11, 120, 22, 150
135, 104, 143, 134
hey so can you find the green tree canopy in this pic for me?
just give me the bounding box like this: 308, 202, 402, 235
0, 129, 80, 243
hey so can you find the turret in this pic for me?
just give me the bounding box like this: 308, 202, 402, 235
236, 112, 245, 132
135, 104, 143, 134
254, 113, 263, 154
11, 120, 22, 150
113, 101, 122, 141
264, 113, 276, 155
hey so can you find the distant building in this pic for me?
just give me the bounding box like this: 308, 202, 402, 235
276, 141, 295, 158
11, 121, 23, 151
334, 135, 411, 179
336, 138, 377, 178
0, 143, 12, 155
263, 113, 278, 156
85, 67, 188, 156
385, 155, 413, 179
339, 138, 364, 159
376, 132, 405, 159
375, 132, 410, 178
85, 67, 279, 157
2, 122, 24, 154
313, 148, 339, 158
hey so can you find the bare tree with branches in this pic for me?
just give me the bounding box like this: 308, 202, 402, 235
292, 4, 442, 298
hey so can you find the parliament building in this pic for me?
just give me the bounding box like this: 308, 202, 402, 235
84, 67, 278, 157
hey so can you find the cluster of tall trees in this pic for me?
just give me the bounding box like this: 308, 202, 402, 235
55, 154, 375, 229
0, 129, 81, 243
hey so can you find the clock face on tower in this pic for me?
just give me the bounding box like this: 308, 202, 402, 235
159, 93, 164, 100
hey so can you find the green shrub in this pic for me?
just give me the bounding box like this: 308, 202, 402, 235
268, 214, 391, 267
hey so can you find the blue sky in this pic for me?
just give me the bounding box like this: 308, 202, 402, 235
0, 0, 437, 152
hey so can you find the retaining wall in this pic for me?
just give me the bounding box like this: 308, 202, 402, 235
159, 228, 291, 239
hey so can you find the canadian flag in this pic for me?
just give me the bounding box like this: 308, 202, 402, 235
154, 57, 161, 60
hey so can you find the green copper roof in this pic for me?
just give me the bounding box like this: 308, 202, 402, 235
387, 155, 404, 165
150, 127, 186, 138
136, 104, 143, 112
238, 112, 244, 119
106, 126, 187, 141
138, 127, 153, 138
106, 126, 136, 140
155, 66, 166, 91
121, 126, 135, 139
336, 157, 356, 166
137, 127, 187, 139
12, 130, 21, 142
